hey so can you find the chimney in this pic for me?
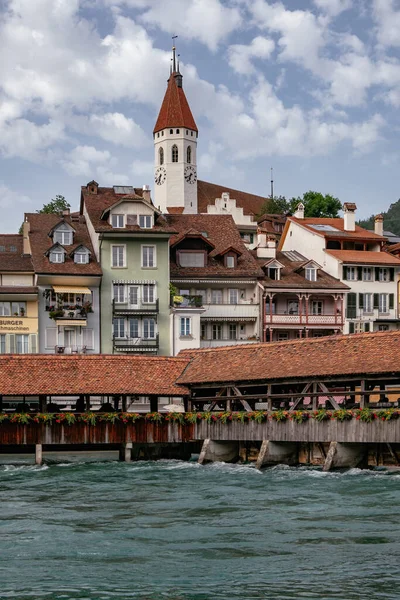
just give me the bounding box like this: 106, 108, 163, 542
374, 214, 384, 237
87, 180, 98, 194
22, 218, 31, 256
343, 202, 357, 232
142, 184, 151, 203
257, 232, 276, 259
294, 202, 304, 219
62, 209, 70, 217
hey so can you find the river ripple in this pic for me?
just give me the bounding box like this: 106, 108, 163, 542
0, 454, 399, 600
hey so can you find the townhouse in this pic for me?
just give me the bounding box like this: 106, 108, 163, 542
279, 203, 400, 333
25, 211, 102, 354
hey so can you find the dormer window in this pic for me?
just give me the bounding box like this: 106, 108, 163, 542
305, 267, 317, 281
139, 215, 152, 228
268, 267, 280, 280
178, 251, 205, 267
226, 256, 235, 268
73, 248, 90, 264
111, 214, 124, 228
50, 250, 65, 264
53, 224, 73, 245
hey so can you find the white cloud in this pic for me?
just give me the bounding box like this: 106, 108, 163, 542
373, 0, 400, 48
313, 0, 352, 18
131, 159, 153, 179
61, 144, 129, 183
69, 112, 148, 147
0, 118, 65, 160
228, 36, 275, 75
0, 182, 32, 212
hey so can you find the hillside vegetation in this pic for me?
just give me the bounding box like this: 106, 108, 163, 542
357, 199, 400, 235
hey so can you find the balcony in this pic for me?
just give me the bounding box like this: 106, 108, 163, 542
55, 345, 88, 354
346, 308, 398, 321
112, 298, 159, 316
113, 334, 159, 354
171, 295, 203, 309
46, 303, 92, 325
267, 313, 342, 326
200, 337, 259, 348
201, 303, 259, 320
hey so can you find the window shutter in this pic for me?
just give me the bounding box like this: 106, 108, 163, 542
30, 334, 37, 354
9, 334, 15, 353
373, 293, 379, 309
82, 328, 94, 349
342, 266, 348, 280
346, 293, 357, 319
375, 267, 380, 281
357, 266, 362, 281
364, 322, 370, 333
390, 268, 395, 282
46, 328, 57, 349
349, 322, 355, 334
389, 293, 394, 310
358, 293, 364, 309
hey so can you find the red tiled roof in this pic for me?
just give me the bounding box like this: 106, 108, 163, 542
0, 355, 189, 396
0, 287, 38, 295
325, 250, 400, 265
177, 331, 400, 385
258, 251, 349, 290
26, 213, 102, 276
0, 234, 34, 272
388, 242, 400, 255
198, 180, 268, 217
287, 217, 385, 240
81, 187, 176, 234
154, 73, 197, 133
166, 214, 264, 279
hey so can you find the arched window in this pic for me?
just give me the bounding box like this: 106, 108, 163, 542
187, 146, 192, 164
172, 144, 178, 163
170, 129, 173, 134
159, 147, 164, 165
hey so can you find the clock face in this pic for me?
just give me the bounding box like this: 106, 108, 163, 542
155, 167, 166, 186
184, 165, 197, 184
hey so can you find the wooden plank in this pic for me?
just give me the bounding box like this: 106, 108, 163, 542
289, 383, 312, 412
318, 382, 340, 410
232, 387, 252, 412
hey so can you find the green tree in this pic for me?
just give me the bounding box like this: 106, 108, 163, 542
357, 199, 400, 236
37, 195, 70, 215
289, 191, 342, 218
258, 195, 290, 217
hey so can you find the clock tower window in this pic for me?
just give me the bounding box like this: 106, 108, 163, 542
159, 147, 164, 165
172, 145, 179, 163
187, 146, 191, 164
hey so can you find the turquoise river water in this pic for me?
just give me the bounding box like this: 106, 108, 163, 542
0, 452, 399, 600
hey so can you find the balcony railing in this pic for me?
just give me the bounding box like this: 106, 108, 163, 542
200, 337, 259, 348
112, 298, 159, 315
46, 304, 92, 321
266, 313, 343, 326
171, 295, 203, 308
202, 303, 259, 319
55, 345, 88, 354
113, 334, 159, 353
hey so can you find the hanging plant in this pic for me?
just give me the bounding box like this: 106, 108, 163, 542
312, 409, 332, 422
354, 408, 376, 423
79, 412, 97, 426
333, 409, 353, 422
271, 410, 289, 422
290, 411, 310, 424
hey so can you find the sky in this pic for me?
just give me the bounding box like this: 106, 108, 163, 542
0, 0, 400, 232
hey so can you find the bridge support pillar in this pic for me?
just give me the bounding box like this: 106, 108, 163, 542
35, 444, 43, 466
256, 441, 298, 469
119, 442, 133, 462
323, 442, 366, 471
198, 439, 239, 464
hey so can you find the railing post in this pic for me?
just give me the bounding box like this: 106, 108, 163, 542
360, 380, 367, 409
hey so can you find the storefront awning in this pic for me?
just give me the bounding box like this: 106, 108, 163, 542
52, 286, 92, 295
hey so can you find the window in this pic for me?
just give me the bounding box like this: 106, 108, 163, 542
187, 146, 192, 164
180, 317, 191, 336
268, 267, 280, 280
176, 129, 180, 134
128, 286, 138, 306
191, 131, 193, 136
201, 322, 207, 339
305, 267, 317, 281
212, 324, 222, 340
363, 293, 373, 313
211, 290, 223, 304
111, 245, 125, 267
9, 245, 17, 252
0, 334, 5, 353
344, 266, 357, 281
311, 301, 323, 315
226, 256, 235, 268
129, 318, 139, 338
379, 324, 389, 331
139, 215, 152, 228
379, 293, 388, 313
0, 302, 11, 316
229, 289, 239, 305
379, 268, 390, 282
159, 147, 164, 165
74, 249, 89, 264
229, 324, 237, 340
143, 318, 155, 339
53, 227, 73, 245
172, 144, 178, 163
113, 318, 125, 338
265, 298, 276, 315
288, 300, 299, 315
277, 332, 289, 341
113, 284, 125, 303
363, 267, 372, 281
11, 302, 26, 316
142, 245, 155, 268
346, 293, 357, 319
143, 284, 155, 303
16, 334, 29, 354
179, 252, 205, 267
49, 251, 64, 263
196, 290, 207, 305
112, 214, 124, 228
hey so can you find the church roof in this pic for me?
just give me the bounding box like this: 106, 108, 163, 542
154, 72, 198, 133
197, 180, 269, 217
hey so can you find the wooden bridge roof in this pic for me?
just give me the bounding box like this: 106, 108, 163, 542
0, 355, 190, 397
177, 331, 400, 386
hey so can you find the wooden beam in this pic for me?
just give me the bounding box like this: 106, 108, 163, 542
289, 382, 312, 412
232, 387, 252, 412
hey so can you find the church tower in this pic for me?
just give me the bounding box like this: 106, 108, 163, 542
153, 46, 198, 214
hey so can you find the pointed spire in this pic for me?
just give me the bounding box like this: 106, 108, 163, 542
172, 35, 178, 73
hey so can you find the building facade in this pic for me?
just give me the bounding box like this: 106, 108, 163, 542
0, 234, 38, 354
279, 204, 400, 333
81, 182, 173, 355
25, 212, 102, 354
